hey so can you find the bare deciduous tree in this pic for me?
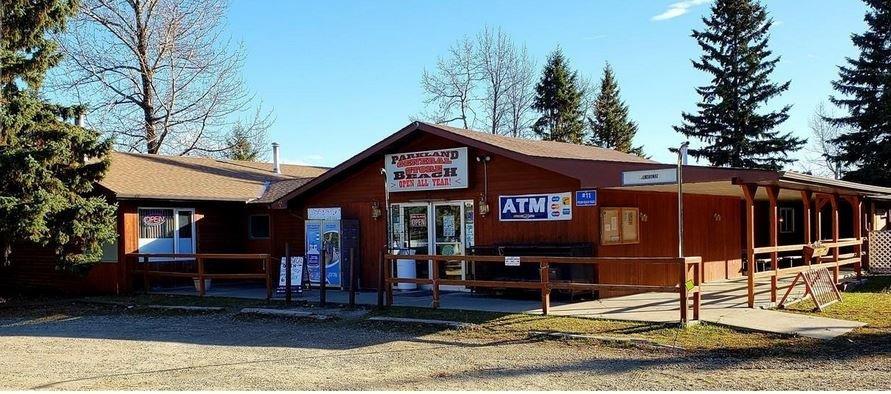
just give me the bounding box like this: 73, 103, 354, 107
502, 44, 535, 138
420, 36, 480, 129
420, 28, 536, 136
50, 0, 270, 156
477, 27, 514, 134
801, 102, 848, 179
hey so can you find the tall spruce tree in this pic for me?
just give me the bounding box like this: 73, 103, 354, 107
1, 0, 116, 266
588, 63, 645, 157
828, 0, 891, 186
674, 0, 804, 170
531, 48, 586, 144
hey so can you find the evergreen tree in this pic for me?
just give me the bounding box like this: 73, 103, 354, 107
828, 0, 891, 186
0, 0, 116, 266
588, 63, 646, 157
531, 48, 586, 144
226, 127, 263, 161
674, 0, 804, 170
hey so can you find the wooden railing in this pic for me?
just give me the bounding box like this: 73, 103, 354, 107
747, 238, 863, 302
379, 253, 703, 325
130, 253, 274, 299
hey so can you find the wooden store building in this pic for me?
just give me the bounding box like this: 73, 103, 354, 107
4, 121, 891, 310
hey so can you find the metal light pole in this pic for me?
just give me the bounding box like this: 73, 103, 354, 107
677, 141, 689, 258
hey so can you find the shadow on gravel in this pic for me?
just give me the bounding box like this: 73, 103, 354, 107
1, 296, 888, 370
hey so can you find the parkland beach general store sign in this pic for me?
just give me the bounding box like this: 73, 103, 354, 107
385, 147, 469, 192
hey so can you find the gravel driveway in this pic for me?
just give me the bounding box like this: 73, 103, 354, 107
0, 303, 889, 390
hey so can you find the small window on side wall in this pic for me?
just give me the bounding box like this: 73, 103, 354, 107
601, 207, 640, 245
249, 214, 271, 239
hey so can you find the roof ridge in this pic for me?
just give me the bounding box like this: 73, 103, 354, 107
111, 150, 329, 170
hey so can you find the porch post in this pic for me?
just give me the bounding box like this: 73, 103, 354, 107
766, 186, 779, 303
830, 195, 840, 284
741, 184, 758, 308
848, 196, 863, 278
801, 191, 812, 257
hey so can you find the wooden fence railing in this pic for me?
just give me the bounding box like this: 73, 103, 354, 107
130, 253, 273, 299
747, 238, 863, 303
379, 253, 702, 325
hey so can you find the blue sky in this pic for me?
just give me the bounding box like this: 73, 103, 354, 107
227, 0, 867, 167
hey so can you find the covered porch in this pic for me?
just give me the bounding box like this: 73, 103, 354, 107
609, 167, 891, 308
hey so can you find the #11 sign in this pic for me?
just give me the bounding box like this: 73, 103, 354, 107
499, 193, 572, 221
385, 147, 468, 192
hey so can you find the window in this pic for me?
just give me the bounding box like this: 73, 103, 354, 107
779, 207, 795, 233
100, 237, 118, 262
138, 208, 195, 255
249, 214, 271, 239
601, 207, 640, 245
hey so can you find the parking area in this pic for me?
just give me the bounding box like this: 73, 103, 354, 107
0, 298, 889, 390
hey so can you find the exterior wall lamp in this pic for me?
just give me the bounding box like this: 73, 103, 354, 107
475, 155, 492, 217
479, 194, 490, 217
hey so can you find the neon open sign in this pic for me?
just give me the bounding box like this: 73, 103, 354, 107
142, 215, 167, 226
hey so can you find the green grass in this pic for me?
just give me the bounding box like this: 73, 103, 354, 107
785, 275, 891, 330
370, 306, 794, 350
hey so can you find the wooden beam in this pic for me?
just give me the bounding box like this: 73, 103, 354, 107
830, 195, 840, 284
801, 191, 812, 248
846, 195, 863, 278
741, 183, 758, 308
767, 186, 779, 303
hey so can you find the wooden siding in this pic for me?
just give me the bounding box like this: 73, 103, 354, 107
279, 131, 745, 294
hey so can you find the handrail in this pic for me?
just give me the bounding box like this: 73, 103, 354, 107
378, 253, 701, 325
130, 253, 273, 299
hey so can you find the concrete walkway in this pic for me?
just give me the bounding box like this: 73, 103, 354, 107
155, 273, 866, 340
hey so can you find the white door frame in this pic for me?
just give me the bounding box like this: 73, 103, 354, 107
392, 200, 473, 289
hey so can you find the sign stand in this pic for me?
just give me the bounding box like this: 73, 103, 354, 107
779, 267, 842, 311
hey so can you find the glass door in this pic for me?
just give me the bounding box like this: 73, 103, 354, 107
433, 203, 465, 285
401, 204, 431, 280
390, 201, 474, 290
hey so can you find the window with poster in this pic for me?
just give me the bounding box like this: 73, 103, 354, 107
600, 207, 640, 245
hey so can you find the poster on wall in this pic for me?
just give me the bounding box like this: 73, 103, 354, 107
385, 147, 468, 192
499, 193, 572, 221
305, 220, 322, 285
321, 220, 342, 287
276, 256, 304, 295
305, 220, 342, 288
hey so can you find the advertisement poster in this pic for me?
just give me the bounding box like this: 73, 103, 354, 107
322, 221, 342, 287
385, 147, 468, 192
305, 220, 322, 284
442, 215, 455, 237
276, 256, 304, 295
499, 192, 572, 221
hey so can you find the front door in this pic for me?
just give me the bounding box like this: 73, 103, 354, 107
392, 201, 473, 287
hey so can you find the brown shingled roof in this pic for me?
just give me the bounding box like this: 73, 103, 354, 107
99, 152, 328, 202
427, 123, 655, 164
